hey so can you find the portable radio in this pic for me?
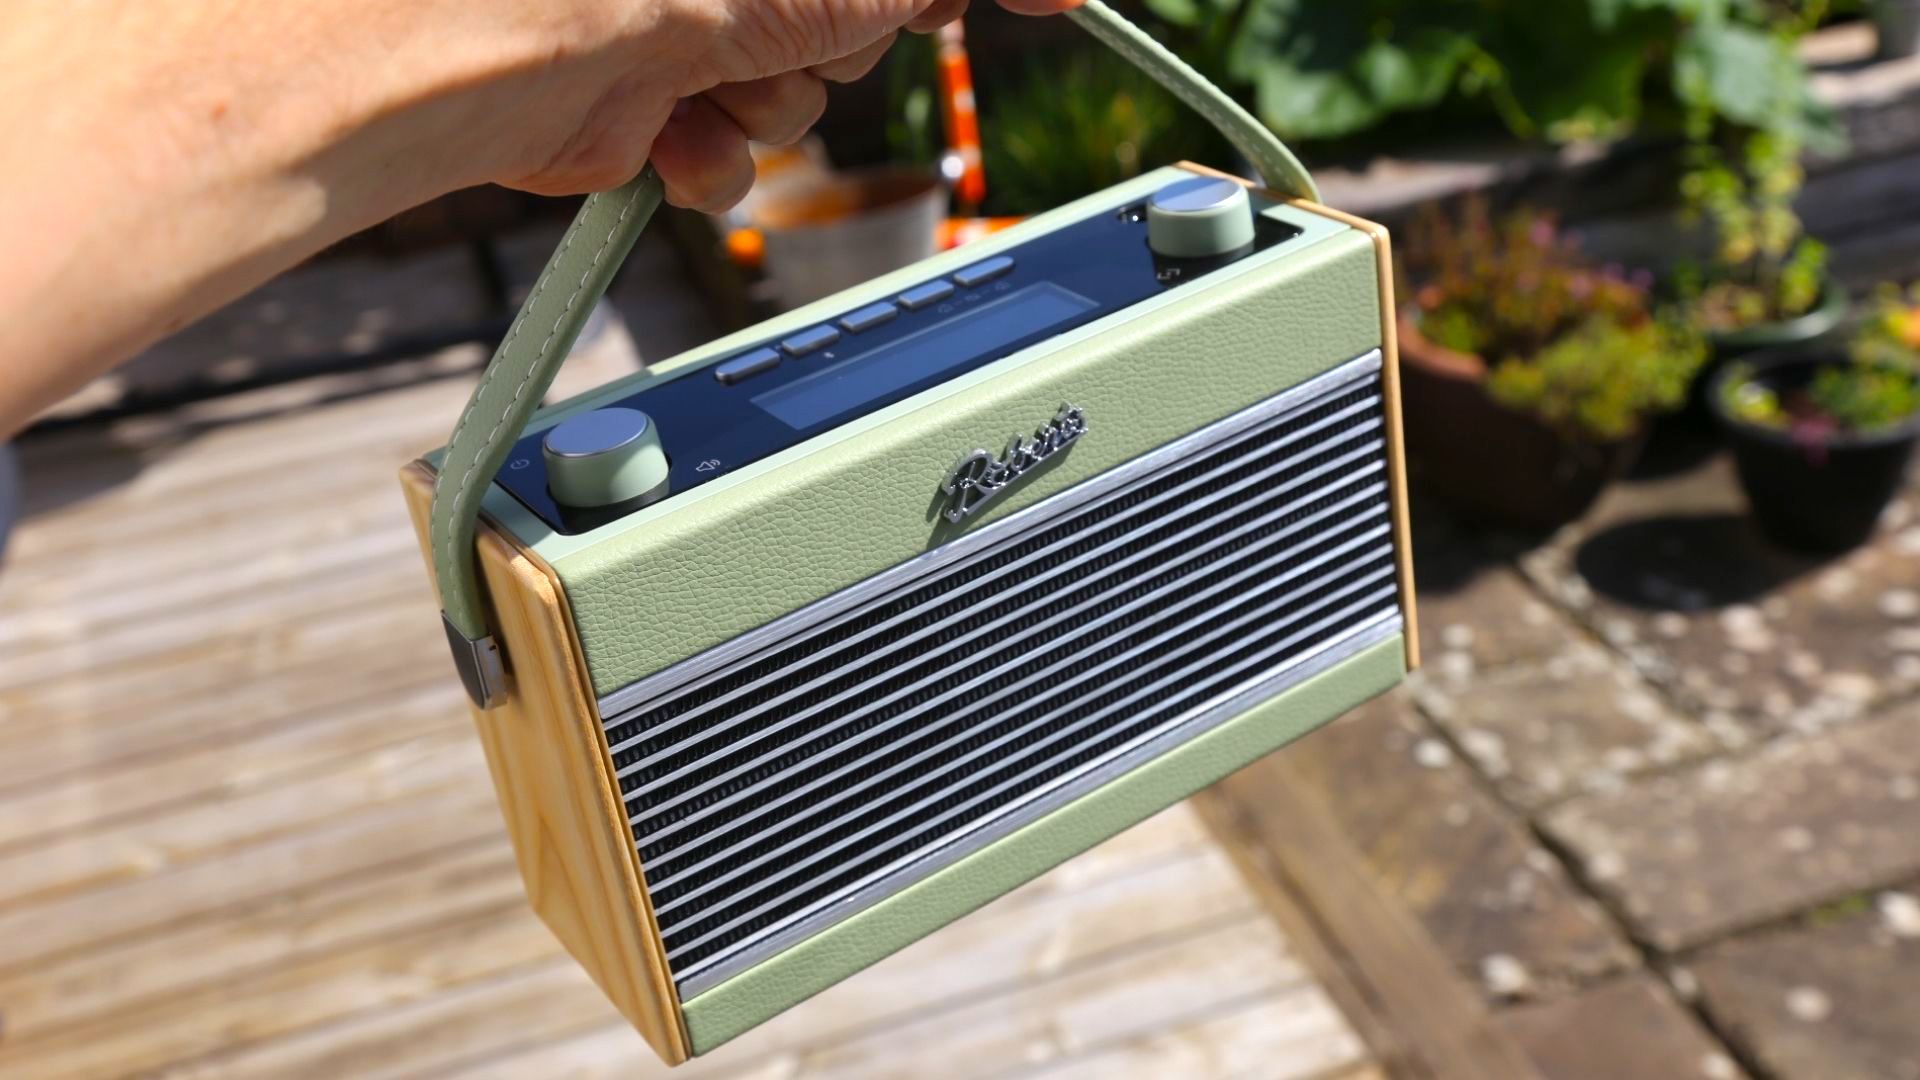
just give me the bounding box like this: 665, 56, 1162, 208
401, 3, 1418, 1065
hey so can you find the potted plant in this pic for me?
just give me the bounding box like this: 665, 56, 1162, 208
1399, 201, 1707, 530
1679, 130, 1848, 361
1713, 282, 1920, 552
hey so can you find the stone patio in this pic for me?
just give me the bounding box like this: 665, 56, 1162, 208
1278, 452, 1920, 1078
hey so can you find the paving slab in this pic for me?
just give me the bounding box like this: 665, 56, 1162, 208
1541, 705, 1920, 951
1415, 641, 1721, 812
1691, 891, 1920, 1080
1409, 507, 1567, 676
1522, 458, 1920, 736
1499, 972, 1746, 1080
1285, 688, 1635, 999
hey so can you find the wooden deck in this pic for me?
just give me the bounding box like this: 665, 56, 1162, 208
0, 299, 1377, 1078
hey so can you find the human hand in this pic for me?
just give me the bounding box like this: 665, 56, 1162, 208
475, 0, 1083, 208
0, 0, 1079, 434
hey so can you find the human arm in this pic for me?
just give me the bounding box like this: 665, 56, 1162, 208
0, 0, 1075, 435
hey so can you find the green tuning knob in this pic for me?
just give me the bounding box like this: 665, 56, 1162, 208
542, 407, 671, 508
1146, 177, 1255, 259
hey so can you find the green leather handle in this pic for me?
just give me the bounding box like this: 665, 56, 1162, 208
429, 0, 1317, 707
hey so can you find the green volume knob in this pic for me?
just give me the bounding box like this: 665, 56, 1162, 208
1146, 177, 1255, 259
542, 407, 671, 508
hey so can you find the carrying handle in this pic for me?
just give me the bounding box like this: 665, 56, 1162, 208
430, 0, 1318, 708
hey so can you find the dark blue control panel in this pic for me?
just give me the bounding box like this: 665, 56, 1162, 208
495, 197, 1301, 533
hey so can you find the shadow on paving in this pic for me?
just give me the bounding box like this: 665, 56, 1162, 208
1572, 511, 1836, 612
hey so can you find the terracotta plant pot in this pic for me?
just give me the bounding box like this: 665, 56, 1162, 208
1398, 314, 1643, 532
1710, 351, 1920, 553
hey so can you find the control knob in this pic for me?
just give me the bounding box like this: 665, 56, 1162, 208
1146, 177, 1255, 259
542, 407, 670, 508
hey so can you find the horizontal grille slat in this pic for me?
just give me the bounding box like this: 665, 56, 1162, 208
640, 519, 1394, 867
603, 384, 1383, 761
649, 556, 1397, 922
598, 351, 1404, 996
627, 463, 1385, 819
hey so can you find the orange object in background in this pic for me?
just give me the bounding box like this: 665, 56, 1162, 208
723, 21, 1018, 271
937, 23, 986, 211
938, 216, 1024, 249
725, 227, 766, 270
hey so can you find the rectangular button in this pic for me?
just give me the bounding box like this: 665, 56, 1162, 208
896, 280, 956, 310
952, 255, 1014, 287
838, 301, 899, 333
780, 325, 842, 357
714, 347, 781, 385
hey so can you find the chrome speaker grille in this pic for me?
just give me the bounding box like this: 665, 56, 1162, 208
599, 350, 1403, 996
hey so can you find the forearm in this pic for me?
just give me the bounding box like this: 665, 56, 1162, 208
0, 0, 1072, 436
0, 0, 679, 436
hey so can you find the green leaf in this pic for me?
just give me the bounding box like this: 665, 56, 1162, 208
1255, 65, 1383, 140
1675, 23, 1797, 127
1355, 30, 1475, 108
1503, 29, 1652, 134
1139, 0, 1221, 29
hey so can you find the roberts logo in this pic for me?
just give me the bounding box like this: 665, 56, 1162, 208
940, 404, 1088, 524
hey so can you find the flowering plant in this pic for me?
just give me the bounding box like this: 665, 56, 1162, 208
1406, 200, 1706, 441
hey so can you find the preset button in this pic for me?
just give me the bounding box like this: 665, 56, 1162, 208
952, 255, 1014, 287
897, 280, 957, 310
780, 325, 842, 356
714, 348, 781, 385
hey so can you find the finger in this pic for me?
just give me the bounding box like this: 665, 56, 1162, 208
703, 71, 828, 147
808, 31, 897, 83
650, 96, 756, 212
905, 0, 970, 32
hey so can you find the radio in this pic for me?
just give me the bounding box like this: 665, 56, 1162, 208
400, 2, 1418, 1065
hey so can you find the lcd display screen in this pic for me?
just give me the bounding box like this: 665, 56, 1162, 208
752, 282, 1098, 430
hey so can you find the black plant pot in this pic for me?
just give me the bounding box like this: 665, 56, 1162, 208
1710, 351, 1920, 553
1635, 282, 1852, 479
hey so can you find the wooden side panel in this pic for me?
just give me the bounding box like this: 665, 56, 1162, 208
400, 463, 688, 1064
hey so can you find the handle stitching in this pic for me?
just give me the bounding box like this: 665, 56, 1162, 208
433, 185, 642, 600
1073, 11, 1308, 197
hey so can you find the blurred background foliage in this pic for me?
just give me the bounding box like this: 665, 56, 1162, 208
1141, 0, 1839, 147
884, 0, 1852, 216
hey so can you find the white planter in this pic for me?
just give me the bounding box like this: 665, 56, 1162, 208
750, 168, 946, 311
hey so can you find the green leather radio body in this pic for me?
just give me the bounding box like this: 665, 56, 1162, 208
401, 3, 1418, 1065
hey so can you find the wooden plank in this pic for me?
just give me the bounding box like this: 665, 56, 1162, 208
0, 629, 446, 795
0, 485, 423, 626
444, 914, 1304, 1080
0, 562, 428, 691
0, 842, 519, 1040
0, 778, 503, 974
159, 958, 611, 1080
0, 674, 461, 850
400, 462, 687, 1064
0, 899, 563, 1079
1194, 757, 1543, 1080
0, 705, 475, 909
785, 916, 1303, 1080
1027, 985, 1370, 1080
